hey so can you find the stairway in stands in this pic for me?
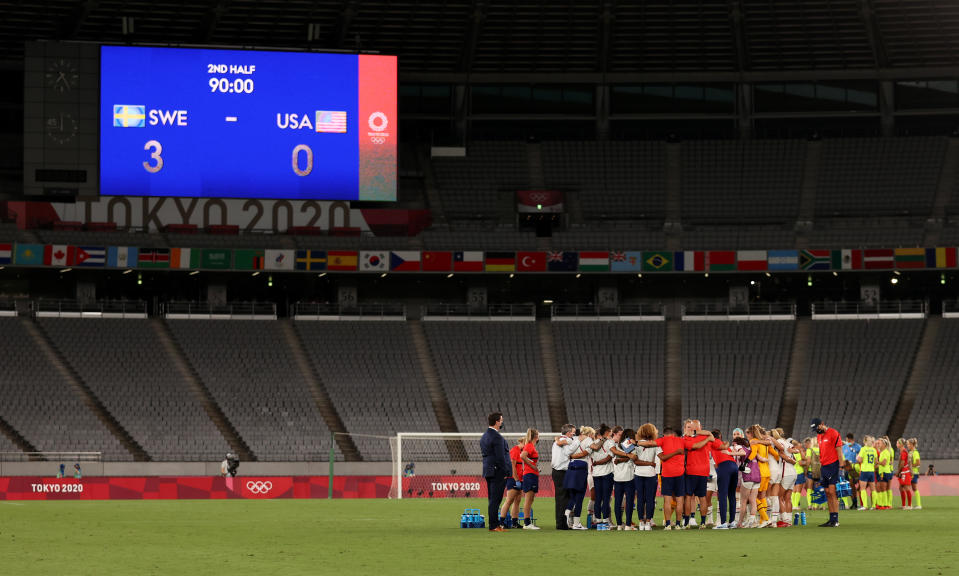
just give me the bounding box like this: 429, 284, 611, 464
24, 318, 149, 461
280, 319, 362, 461
889, 316, 940, 440
778, 317, 810, 434
152, 318, 254, 462
537, 320, 568, 431
0, 414, 39, 458
408, 320, 467, 460
664, 319, 682, 428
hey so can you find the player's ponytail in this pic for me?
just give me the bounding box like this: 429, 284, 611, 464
524, 428, 538, 446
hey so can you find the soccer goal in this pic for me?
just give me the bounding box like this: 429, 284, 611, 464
390, 432, 561, 500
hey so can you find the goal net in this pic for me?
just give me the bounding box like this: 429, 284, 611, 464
389, 432, 561, 500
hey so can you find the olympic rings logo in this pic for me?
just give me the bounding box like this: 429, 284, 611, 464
370, 136, 386, 145
368, 111, 389, 132
528, 192, 550, 203
246, 481, 273, 494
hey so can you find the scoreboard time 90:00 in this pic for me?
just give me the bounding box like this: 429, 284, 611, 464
100, 45, 397, 201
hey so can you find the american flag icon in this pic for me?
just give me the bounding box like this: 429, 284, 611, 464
316, 110, 347, 133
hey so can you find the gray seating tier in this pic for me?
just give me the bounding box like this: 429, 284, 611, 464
791, 320, 923, 440
295, 321, 441, 461
682, 321, 793, 436
553, 322, 665, 429
0, 318, 130, 460
424, 321, 551, 460
903, 320, 959, 459
167, 320, 338, 461
40, 318, 231, 461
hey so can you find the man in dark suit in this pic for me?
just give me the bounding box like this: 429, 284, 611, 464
480, 411, 510, 531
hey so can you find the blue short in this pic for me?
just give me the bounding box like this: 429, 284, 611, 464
522, 473, 539, 493
505, 478, 520, 491
685, 474, 707, 497
661, 475, 684, 497
911, 474, 919, 486
881, 472, 894, 483
859, 471, 875, 483
795, 473, 806, 486
820, 461, 840, 487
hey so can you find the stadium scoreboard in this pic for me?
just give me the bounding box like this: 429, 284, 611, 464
23, 43, 397, 202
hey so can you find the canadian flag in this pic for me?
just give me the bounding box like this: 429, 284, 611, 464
43, 245, 75, 267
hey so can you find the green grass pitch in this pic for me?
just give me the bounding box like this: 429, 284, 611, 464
2, 497, 957, 575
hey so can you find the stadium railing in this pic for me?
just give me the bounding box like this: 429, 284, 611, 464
550, 302, 665, 320
811, 299, 926, 319
32, 299, 147, 318
0, 451, 103, 475
0, 299, 17, 316
293, 302, 407, 320
162, 301, 277, 319
941, 301, 959, 318
420, 303, 535, 320
681, 301, 796, 320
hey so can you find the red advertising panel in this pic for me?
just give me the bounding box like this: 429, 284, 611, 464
6, 475, 955, 500
358, 55, 398, 202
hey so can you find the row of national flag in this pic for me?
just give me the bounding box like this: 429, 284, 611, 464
1, 244, 958, 273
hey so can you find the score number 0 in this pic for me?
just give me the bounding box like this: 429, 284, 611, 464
142, 140, 315, 176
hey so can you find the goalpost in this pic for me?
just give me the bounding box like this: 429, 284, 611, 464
390, 432, 561, 500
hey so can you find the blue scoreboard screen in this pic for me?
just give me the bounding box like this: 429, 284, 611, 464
99, 46, 397, 201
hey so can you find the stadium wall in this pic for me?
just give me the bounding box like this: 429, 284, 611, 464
0, 461, 481, 477
3, 474, 959, 501
3, 461, 959, 477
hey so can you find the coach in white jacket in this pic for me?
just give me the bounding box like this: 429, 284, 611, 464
551, 424, 576, 530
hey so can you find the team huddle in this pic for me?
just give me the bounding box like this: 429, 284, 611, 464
481, 412, 924, 531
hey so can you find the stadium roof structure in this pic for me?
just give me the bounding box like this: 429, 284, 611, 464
2, 0, 959, 81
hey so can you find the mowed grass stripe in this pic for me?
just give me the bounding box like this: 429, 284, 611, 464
1, 497, 957, 575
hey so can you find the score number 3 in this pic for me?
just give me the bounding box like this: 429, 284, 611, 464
143, 141, 312, 177
143, 140, 163, 173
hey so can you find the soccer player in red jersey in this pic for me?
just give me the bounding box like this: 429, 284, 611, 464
811, 418, 844, 527
500, 437, 525, 528
896, 438, 913, 509
519, 428, 541, 529
639, 426, 685, 530
682, 422, 715, 529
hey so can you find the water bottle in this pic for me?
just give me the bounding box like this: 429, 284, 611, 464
793, 513, 799, 526
461, 509, 469, 528
517, 509, 524, 528
800, 512, 807, 526
586, 513, 593, 529
476, 511, 485, 529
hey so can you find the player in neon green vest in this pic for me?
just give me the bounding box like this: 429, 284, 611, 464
908, 438, 922, 510
857, 437, 877, 510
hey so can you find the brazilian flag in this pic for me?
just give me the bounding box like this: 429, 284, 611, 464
642, 251, 673, 272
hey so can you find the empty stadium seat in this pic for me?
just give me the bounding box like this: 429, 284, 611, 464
39, 318, 232, 461
0, 318, 131, 460
295, 321, 442, 461
791, 320, 923, 441
682, 321, 793, 436
423, 321, 551, 459
553, 322, 665, 428
166, 320, 339, 461
903, 320, 959, 458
